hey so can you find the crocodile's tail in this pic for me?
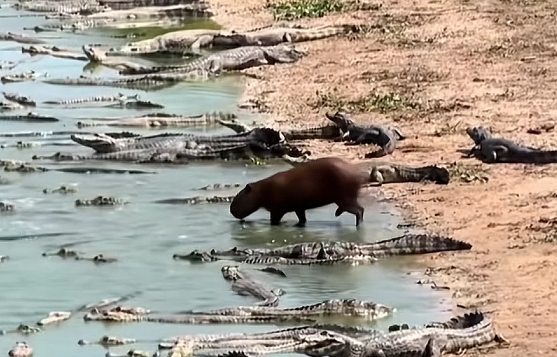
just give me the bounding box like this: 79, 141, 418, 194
522, 150, 557, 164
426, 311, 486, 329
362, 233, 472, 256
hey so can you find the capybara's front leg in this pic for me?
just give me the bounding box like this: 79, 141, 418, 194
295, 210, 307, 227
270, 211, 286, 226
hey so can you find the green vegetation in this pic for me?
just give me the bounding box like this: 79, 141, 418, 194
265, 0, 348, 20
314, 90, 421, 114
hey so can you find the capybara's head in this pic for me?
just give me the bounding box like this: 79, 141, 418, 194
229, 183, 261, 220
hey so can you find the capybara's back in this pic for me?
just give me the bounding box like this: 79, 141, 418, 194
230, 157, 366, 226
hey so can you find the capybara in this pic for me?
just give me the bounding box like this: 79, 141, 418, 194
229, 157, 367, 226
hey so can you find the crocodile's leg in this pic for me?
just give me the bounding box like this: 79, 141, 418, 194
483, 145, 509, 162
369, 167, 386, 186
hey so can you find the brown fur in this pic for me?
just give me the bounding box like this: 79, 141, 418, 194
229, 157, 367, 226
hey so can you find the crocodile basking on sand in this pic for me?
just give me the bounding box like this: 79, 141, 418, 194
282, 155, 450, 185
221, 266, 283, 307
119, 43, 305, 75
176, 234, 471, 266
76, 111, 236, 128
466, 126, 557, 164
325, 111, 405, 157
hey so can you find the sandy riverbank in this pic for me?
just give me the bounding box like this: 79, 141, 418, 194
209, 0, 557, 355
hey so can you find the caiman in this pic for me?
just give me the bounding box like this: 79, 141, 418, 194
466, 126, 557, 164
0, 32, 45, 45
8, 341, 33, 357
0, 112, 59, 123
153, 195, 235, 204
98, 0, 204, 11
87, 4, 214, 21
43, 186, 77, 194
2, 92, 36, 107
37, 311, 72, 326
75, 195, 128, 206
221, 265, 283, 307
119, 43, 305, 75
1, 70, 44, 84
282, 155, 450, 185
0, 255, 9, 262
196, 183, 242, 191
325, 111, 405, 157
75, 254, 118, 263
0, 202, 15, 212
43, 93, 137, 106
76, 111, 236, 128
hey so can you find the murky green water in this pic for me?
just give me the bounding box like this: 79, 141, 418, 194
0, 7, 453, 357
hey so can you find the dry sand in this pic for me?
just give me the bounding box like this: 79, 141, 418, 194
211, 0, 557, 355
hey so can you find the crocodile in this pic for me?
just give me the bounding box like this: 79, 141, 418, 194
325, 111, 405, 157
1, 71, 44, 84
182, 298, 394, 320
76, 291, 141, 312
87, 4, 213, 21
8, 341, 33, 357
105, 99, 164, 109
43, 70, 215, 91
119, 43, 305, 75
81, 45, 150, 72
282, 155, 450, 185
4, 163, 154, 175
0, 112, 58, 123
98, 0, 200, 10
0, 100, 24, 110
0, 202, 15, 212
465, 126, 557, 164
13, 2, 110, 14
78, 335, 139, 346
75, 254, 118, 263
209, 234, 472, 260
0, 255, 9, 262
76, 112, 236, 128
37, 311, 72, 326
153, 195, 235, 204
0, 140, 74, 150
2, 92, 36, 107
75, 195, 128, 206
22, 45, 88, 61
196, 183, 242, 191
221, 265, 283, 307
83, 309, 315, 324
106, 350, 156, 357
0, 32, 45, 45
43, 186, 77, 194
69, 127, 285, 153
42, 247, 80, 258
43, 93, 137, 106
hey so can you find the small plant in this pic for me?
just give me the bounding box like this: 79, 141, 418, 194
265, 0, 346, 20
445, 162, 490, 184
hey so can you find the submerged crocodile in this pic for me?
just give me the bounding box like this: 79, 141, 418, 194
0, 202, 15, 212
119, 44, 305, 75
75, 195, 128, 206
43, 185, 77, 194
326, 111, 405, 157
282, 155, 450, 185
2, 92, 36, 107
1, 70, 44, 84
176, 234, 472, 265
0, 32, 45, 44
221, 266, 283, 307
466, 126, 557, 164
0, 112, 58, 122
4, 163, 154, 175
75, 254, 118, 263
76, 111, 236, 128
8, 341, 33, 357
22, 45, 88, 61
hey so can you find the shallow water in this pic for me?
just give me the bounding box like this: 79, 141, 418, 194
0, 6, 453, 357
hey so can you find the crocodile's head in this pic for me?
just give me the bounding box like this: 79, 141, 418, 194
173, 250, 217, 262
325, 111, 355, 131
229, 183, 262, 220
221, 265, 241, 281
466, 126, 492, 145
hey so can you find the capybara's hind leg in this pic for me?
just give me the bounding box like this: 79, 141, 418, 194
336, 200, 364, 226
295, 210, 307, 227
270, 211, 286, 226
334, 207, 344, 217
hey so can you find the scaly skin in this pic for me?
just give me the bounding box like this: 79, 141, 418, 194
325, 111, 404, 157
184, 299, 394, 321
69, 127, 284, 153
209, 234, 472, 260
1, 71, 42, 84
119, 44, 304, 75
76, 112, 237, 128
221, 266, 283, 307
2, 92, 36, 107
0, 112, 58, 122
8, 342, 33, 357
75, 196, 127, 206
465, 126, 557, 164
153, 195, 235, 204
43, 93, 136, 105
282, 155, 450, 185
43, 186, 77, 194
87, 4, 213, 22
196, 183, 242, 191
99, 0, 201, 11
104, 99, 164, 109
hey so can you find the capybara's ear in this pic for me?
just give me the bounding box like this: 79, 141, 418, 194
244, 184, 253, 192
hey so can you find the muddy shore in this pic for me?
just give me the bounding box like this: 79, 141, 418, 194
211, 0, 557, 355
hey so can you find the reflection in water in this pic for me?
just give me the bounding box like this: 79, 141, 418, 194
0, 9, 453, 357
